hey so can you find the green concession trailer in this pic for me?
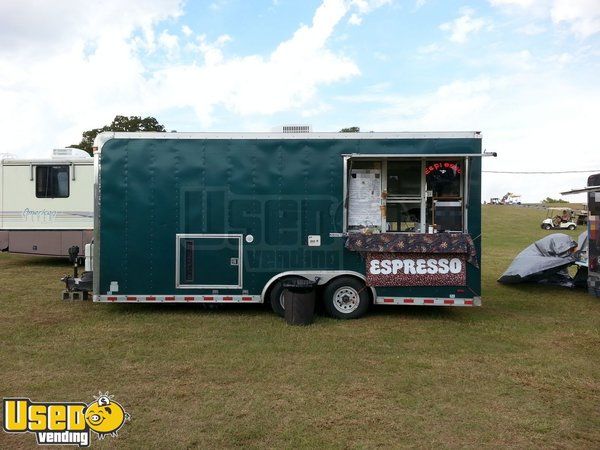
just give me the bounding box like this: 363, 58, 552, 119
92, 131, 486, 319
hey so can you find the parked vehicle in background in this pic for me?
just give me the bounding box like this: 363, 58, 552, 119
562, 174, 600, 297
0, 148, 93, 257
541, 207, 577, 230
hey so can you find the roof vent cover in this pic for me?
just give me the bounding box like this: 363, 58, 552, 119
280, 124, 312, 133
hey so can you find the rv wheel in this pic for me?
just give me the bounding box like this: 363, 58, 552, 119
269, 276, 306, 318
323, 277, 370, 319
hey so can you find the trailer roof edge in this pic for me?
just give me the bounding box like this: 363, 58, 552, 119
561, 185, 600, 195
93, 131, 482, 151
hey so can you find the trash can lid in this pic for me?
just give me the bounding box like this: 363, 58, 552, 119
283, 278, 316, 293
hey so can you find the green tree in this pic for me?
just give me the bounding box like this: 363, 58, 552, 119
339, 126, 360, 132
70, 115, 166, 155
541, 197, 568, 204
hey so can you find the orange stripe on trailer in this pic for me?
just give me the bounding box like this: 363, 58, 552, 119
126, 296, 136, 301
241, 296, 253, 301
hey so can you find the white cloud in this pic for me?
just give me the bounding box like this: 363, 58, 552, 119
551, 0, 600, 37
348, 0, 392, 24
490, 0, 600, 37
158, 30, 179, 57
338, 70, 600, 203
181, 25, 193, 37
349, 13, 363, 25
440, 8, 487, 43
0, 0, 394, 157
417, 42, 442, 54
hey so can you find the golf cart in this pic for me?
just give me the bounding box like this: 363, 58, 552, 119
541, 207, 577, 230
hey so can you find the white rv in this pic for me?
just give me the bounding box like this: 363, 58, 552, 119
0, 148, 93, 257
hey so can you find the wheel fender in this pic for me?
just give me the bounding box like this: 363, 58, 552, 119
261, 271, 376, 303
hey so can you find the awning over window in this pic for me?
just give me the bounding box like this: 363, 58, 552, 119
345, 232, 479, 268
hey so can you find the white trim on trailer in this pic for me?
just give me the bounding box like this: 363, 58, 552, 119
375, 296, 481, 306
93, 131, 482, 151
260, 270, 378, 303
94, 294, 261, 303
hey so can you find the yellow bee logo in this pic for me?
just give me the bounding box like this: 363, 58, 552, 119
84, 393, 130, 439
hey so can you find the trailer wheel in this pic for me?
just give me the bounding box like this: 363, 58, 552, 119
323, 277, 370, 319
269, 276, 306, 318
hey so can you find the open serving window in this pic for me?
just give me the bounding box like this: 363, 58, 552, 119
344, 156, 469, 234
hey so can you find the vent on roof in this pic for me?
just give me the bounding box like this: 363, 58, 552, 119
280, 124, 312, 133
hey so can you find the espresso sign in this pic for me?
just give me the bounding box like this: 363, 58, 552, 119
366, 252, 466, 286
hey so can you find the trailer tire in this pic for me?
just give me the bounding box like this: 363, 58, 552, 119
323, 277, 370, 319
269, 276, 307, 318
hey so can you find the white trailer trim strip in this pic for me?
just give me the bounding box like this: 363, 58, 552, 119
95, 294, 261, 303
375, 296, 481, 306
94, 131, 482, 150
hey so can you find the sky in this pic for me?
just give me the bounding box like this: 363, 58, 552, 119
1, 0, 599, 203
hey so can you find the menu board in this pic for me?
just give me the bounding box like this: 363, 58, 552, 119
348, 169, 382, 229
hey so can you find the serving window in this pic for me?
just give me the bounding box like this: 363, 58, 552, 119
346, 157, 467, 234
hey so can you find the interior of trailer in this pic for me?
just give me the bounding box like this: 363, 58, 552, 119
345, 157, 468, 234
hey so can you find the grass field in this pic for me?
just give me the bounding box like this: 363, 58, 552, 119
1, 205, 599, 448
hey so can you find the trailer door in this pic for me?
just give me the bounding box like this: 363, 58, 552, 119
176, 234, 242, 289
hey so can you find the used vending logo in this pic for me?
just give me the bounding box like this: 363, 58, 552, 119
3, 392, 130, 447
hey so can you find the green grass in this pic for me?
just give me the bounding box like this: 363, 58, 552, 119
1, 205, 599, 448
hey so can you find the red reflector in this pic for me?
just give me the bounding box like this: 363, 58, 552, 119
404, 298, 414, 304
222, 296, 233, 301
383, 298, 394, 303
146, 296, 156, 301
424, 299, 435, 304
242, 296, 252, 301
464, 300, 473, 305
184, 296, 194, 301
107, 296, 117, 301
165, 296, 175, 301
456, 289, 465, 294
444, 299, 454, 305
126, 296, 136, 301
204, 296, 214, 301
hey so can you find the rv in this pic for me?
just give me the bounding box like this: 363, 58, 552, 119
84, 131, 492, 319
0, 148, 93, 257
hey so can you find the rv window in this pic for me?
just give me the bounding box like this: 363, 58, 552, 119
36, 165, 70, 198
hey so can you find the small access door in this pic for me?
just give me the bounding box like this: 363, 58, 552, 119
176, 234, 242, 289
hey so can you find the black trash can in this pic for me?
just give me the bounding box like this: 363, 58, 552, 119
283, 279, 316, 326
